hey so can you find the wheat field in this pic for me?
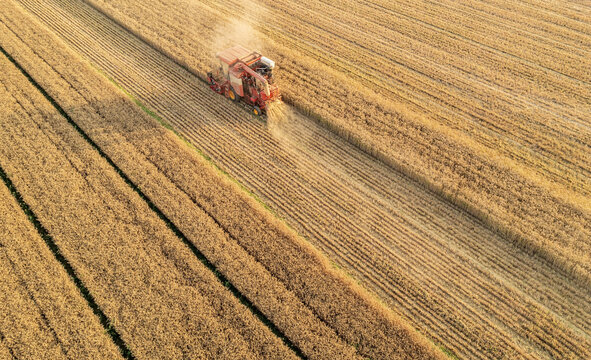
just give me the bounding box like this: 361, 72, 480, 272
1, 0, 590, 358
0, 165, 121, 359
81, 0, 591, 285
0, 1, 442, 359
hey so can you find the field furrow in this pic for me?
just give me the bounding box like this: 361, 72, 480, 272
76, 0, 591, 292
8, 0, 590, 359
0, 341, 14, 360
0, 3, 443, 359
0, 34, 302, 360
68, 18, 591, 352
0, 253, 68, 360
0, 182, 124, 360
232, 0, 591, 191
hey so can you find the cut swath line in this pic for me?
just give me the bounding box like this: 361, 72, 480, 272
0, 45, 306, 359
1, 254, 70, 357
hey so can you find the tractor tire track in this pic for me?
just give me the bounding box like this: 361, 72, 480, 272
0, 331, 18, 360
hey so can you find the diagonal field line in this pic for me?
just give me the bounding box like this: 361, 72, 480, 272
0, 330, 19, 360
0, 44, 307, 360
0, 53, 135, 358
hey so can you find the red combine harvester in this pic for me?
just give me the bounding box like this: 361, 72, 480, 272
207, 45, 281, 116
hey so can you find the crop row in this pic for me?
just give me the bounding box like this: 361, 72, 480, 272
78, 0, 591, 291
152, 0, 591, 192
373, 0, 591, 80
45, 0, 591, 356
16, 0, 591, 359
0, 15, 300, 360
0, 169, 121, 359
239, 0, 591, 199
203, 111, 591, 359
0, 2, 441, 359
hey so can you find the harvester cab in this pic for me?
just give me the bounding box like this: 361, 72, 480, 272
207, 45, 281, 116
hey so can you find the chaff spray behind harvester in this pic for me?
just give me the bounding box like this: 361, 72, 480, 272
207, 45, 281, 116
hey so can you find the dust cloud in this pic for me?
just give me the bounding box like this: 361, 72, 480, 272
207, 0, 269, 66
266, 101, 297, 142
212, 19, 264, 54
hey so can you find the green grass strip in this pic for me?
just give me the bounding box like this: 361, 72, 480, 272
95, 66, 283, 219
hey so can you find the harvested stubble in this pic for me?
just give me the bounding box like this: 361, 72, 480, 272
0, 49, 297, 360
82, 0, 591, 287
10, 0, 591, 359
0, 2, 442, 359
0, 183, 122, 360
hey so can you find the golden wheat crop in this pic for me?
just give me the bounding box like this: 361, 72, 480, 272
7, 0, 590, 359
82, 0, 591, 288
0, 182, 122, 360
0, 2, 443, 359
20, 0, 586, 358
0, 45, 296, 360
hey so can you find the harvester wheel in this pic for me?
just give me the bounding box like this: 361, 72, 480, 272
227, 88, 239, 102
253, 106, 262, 116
